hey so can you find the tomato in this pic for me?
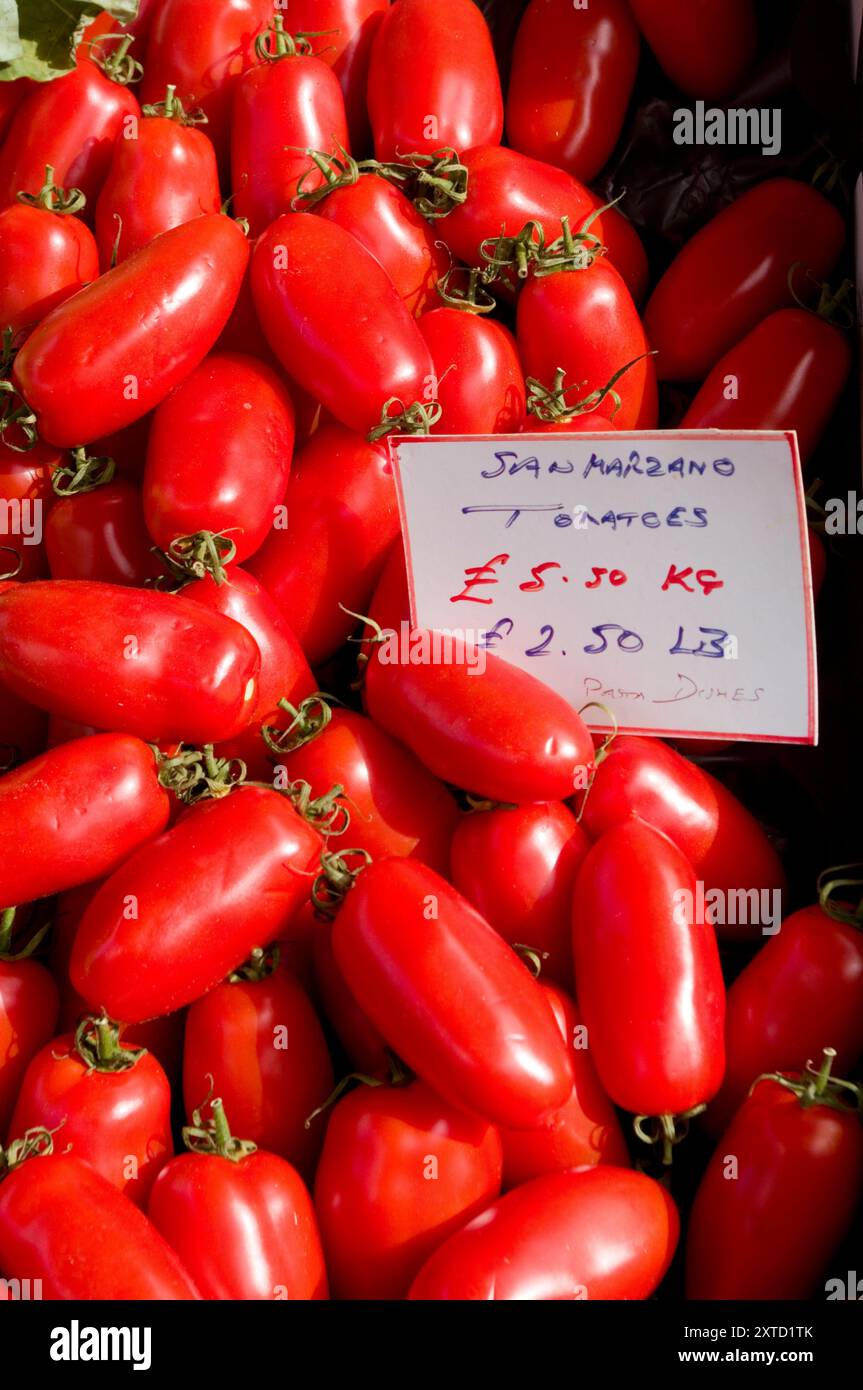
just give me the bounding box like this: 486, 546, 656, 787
183, 567, 315, 778
628, 0, 756, 100
0, 683, 48, 768
149, 1098, 327, 1300
681, 307, 852, 464
0, 920, 59, 1135
13, 215, 249, 448
442, 145, 649, 305
9, 1016, 172, 1207
0, 580, 261, 744
333, 858, 573, 1126
0, 80, 29, 147
232, 18, 350, 237
686, 1056, 863, 1299
450, 803, 589, 987
0, 1147, 199, 1299
572, 820, 725, 1126
581, 736, 787, 941
418, 301, 526, 434
409, 1167, 679, 1300
0, 173, 99, 339
143, 352, 295, 565
46, 476, 162, 585
365, 636, 594, 803
0, 439, 57, 582
506, 0, 640, 183
312, 921, 390, 1077
315, 1079, 502, 1299
368, 0, 502, 162
279, 704, 457, 872
288, 2, 388, 150
183, 955, 333, 1179
252, 213, 433, 436
311, 172, 450, 317
501, 981, 629, 1187
92, 411, 153, 484
0, 734, 170, 911
95, 86, 221, 270
71, 787, 321, 1022
517, 254, 657, 429
705, 901, 863, 1137
248, 423, 399, 665
644, 180, 845, 382
140, 0, 274, 169
0, 53, 140, 212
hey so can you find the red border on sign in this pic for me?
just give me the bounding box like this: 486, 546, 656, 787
388, 430, 817, 746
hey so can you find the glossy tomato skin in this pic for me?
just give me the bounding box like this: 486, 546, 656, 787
288, 2, 388, 150
143, 353, 295, 563
0, 1153, 200, 1299
45, 481, 162, 585
140, 0, 273, 168
315, 177, 449, 317
507, 0, 640, 183
312, 921, 391, 1077
232, 49, 350, 237
284, 708, 458, 873
450, 802, 589, 987
409, 1167, 679, 1300
686, 1078, 863, 1299
95, 108, 221, 269
628, 0, 756, 99
0, 734, 170, 911
333, 858, 573, 1127
0, 580, 261, 744
368, 0, 502, 162
501, 982, 629, 1188
0, 440, 57, 581
419, 308, 526, 434
315, 1079, 502, 1300
644, 180, 845, 382
248, 423, 398, 665
252, 214, 433, 436
705, 905, 863, 1137
0, 962, 59, 1135
182, 567, 315, 778
149, 1148, 328, 1300
0, 61, 140, 211
13, 215, 250, 447
681, 308, 851, 464
572, 820, 726, 1116
581, 736, 787, 940
0, 203, 99, 337
532, 413, 618, 434
71, 788, 321, 1022
183, 966, 333, 1180
445, 144, 648, 305
517, 260, 658, 429
365, 638, 594, 804
9, 1032, 173, 1207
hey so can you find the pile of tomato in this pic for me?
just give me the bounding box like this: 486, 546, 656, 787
0, 0, 860, 1304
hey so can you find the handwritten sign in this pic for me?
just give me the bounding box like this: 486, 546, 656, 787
389, 431, 817, 745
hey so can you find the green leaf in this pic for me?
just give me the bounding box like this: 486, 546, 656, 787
0, 0, 139, 83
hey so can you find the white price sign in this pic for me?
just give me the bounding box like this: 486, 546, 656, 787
389, 430, 817, 745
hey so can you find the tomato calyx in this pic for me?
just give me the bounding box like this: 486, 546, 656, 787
0, 545, 23, 582
51, 447, 117, 496
73, 1012, 147, 1074
480, 219, 545, 284
304, 1053, 412, 1130
513, 942, 550, 979
312, 846, 373, 919
281, 778, 352, 838
229, 944, 281, 984
568, 702, 617, 822
367, 396, 442, 442
0, 1124, 61, 1180
293, 145, 468, 220
434, 264, 496, 315
155, 744, 247, 805
89, 32, 143, 87
254, 14, 326, 63
754, 1047, 863, 1117
141, 84, 208, 127
16, 164, 87, 217
787, 265, 855, 328
633, 1105, 707, 1167
0, 905, 50, 961
531, 213, 606, 278
261, 693, 336, 756
156, 529, 239, 587
526, 356, 654, 425
816, 864, 863, 931
0, 355, 38, 452
183, 1092, 257, 1164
